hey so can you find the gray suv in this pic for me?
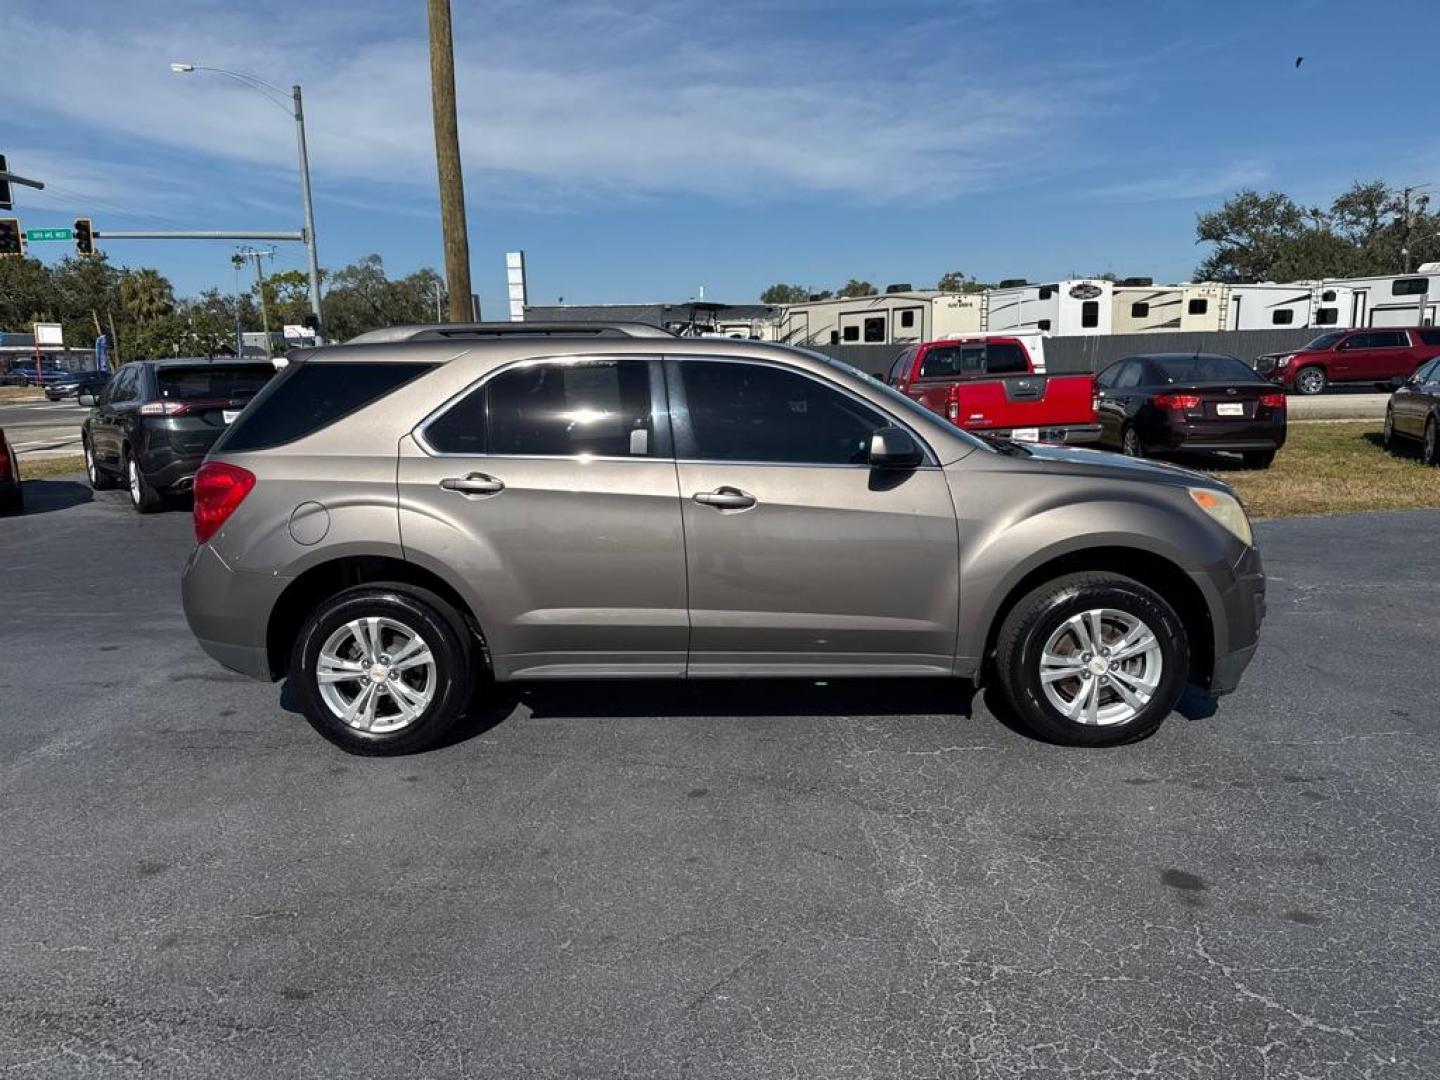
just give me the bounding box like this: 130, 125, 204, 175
182, 331, 1264, 754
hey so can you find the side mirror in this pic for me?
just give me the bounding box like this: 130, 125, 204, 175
869, 426, 923, 470
77, 390, 96, 406
1389, 375, 1409, 390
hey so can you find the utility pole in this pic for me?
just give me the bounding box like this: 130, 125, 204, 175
1400, 184, 1432, 274
238, 246, 277, 361
426, 0, 473, 323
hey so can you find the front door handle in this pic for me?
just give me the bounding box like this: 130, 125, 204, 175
693, 486, 757, 511
440, 473, 505, 497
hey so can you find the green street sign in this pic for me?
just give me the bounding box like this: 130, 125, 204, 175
25, 227, 73, 242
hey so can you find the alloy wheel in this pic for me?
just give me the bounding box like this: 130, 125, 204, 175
316, 617, 437, 733
85, 443, 97, 483
128, 459, 141, 505
1296, 368, 1325, 395
1038, 608, 1162, 727
1427, 420, 1438, 465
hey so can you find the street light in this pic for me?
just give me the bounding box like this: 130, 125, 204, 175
170, 62, 324, 341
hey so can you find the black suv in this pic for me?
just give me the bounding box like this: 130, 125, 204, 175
82, 358, 276, 512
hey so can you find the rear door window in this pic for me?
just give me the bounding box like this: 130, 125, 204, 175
424, 359, 657, 458
215, 362, 434, 454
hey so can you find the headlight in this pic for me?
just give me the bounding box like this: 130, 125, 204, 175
1189, 487, 1253, 546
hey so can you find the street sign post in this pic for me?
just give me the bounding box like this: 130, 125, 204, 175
25, 228, 73, 242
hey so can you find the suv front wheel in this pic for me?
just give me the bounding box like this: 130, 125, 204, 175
1293, 366, 1327, 395
994, 572, 1189, 746
290, 584, 475, 755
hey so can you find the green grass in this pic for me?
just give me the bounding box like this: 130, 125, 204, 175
0, 387, 44, 403
1202, 421, 1440, 518
18, 454, 85, 479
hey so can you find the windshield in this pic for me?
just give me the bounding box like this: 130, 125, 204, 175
156, 365, 275, 401
1302, 331, 1346, 350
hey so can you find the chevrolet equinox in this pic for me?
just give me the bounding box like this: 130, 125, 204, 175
181, 330, 1265, 754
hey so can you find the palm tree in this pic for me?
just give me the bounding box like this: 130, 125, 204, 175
120, 268, 175, 323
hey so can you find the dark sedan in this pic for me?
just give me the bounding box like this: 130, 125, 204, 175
1095, 353, 1287, 469
45, 370, 111, 401
82, 358, 276, 513
1383, 355, 1440, 465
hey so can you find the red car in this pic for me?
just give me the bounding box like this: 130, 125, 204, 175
0, 428, 22, 513
1255, 327, 1440, 395
886, 335, 1100, 444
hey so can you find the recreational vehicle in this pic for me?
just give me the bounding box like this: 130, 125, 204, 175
1218, 284, 1313, 331
983, 279, 1113, 336
1112, 285, 1185, 333
776, 290, 983, 347
1316, 269, 1438, 328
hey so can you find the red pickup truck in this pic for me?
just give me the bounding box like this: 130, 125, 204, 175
884, 335, 1101, 444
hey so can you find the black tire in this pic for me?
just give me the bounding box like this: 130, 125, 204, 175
1120, 425, 1143, 458
84, 438, 117, 491
1294, 366, 1327, 395
124, 448, 162, 513
1382, 408, 1397, 453
1243, 448, 1276, 469
290, 584, 475, 755
0, 486, 21, 514
1425, 416, 1440, 467
994, 572, 1189, 747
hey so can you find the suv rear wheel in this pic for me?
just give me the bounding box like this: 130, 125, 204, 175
290, 584, 474, 755
1294, 366, 1327, 395
125, 450, 162, 512
994, 572, 1189, 746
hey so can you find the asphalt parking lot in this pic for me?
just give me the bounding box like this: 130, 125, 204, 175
2, 479, 1437, 1078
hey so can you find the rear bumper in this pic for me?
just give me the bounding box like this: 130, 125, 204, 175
991, 423, 1103, 446
181, 541, 288, 681
1150, 418, 1287, 454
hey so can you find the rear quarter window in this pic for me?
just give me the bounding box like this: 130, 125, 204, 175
212, 361, 434, 454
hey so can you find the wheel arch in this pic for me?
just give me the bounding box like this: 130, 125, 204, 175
265, 554, 488, 680
976, 545, 1215, 688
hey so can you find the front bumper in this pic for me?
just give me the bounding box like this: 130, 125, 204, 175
1202, 544, 1266, 695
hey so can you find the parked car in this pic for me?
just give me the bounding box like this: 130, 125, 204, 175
886, 334, 1101, 444
0, 428, 21, 513
45, 370, 111, 402
1255, 328, 1440, 395
1383, 355, 1440, 465
2, 363, 73, 388
181, 331, 1265, 755
1095, 353, 1287, 468
82, 358, 277, 513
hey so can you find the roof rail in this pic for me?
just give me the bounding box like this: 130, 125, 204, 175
345, 321, 675, 344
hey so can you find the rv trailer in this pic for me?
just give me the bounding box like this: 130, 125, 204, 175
1219, 284, 1313, 331
984, 279, 1113, 336
1314, 269, 1438, 328
1112, 285, 1184, 333
776, 289, 983, 346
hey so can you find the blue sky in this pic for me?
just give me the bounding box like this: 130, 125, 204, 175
7, 0, 1440, 306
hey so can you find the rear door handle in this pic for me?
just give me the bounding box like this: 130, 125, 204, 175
693, 486, 757, 511
440, 473, 505, 497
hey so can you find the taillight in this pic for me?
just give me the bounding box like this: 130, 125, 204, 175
140, 400, 189, 416
193, 461, 255, 544
1260, 393, 1287, 409
946, 386, 960, 422
1153, 393, 1202, 411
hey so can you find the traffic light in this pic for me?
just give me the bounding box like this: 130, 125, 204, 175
0, 154, 12, 211
73, 218, 94, 257
0, 217, 23, 258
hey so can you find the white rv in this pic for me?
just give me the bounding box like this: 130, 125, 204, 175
1314, 270, 1438, 328
777, 290, 983, 346
1218, 284, 1313, 331
1112, 285, 1185, 333
983, 279, 1113, 336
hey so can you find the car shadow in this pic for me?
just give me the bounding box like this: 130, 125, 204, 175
5, 479, 94, 516
280, 674, 983, 751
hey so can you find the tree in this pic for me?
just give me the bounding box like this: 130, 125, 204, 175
760, 283, 809, 304
320, 255, 445, 341
936, 271, 992, 293
835, 279, 876, 298
1195, 190, 1310, 282
256, 269, 314, 331
119, 268, 175, 323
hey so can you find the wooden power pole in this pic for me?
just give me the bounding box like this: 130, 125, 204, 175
426, 0, 473, 323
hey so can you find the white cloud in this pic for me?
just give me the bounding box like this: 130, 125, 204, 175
1086, 163, 1274, 203
3, 0, 1064, 210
